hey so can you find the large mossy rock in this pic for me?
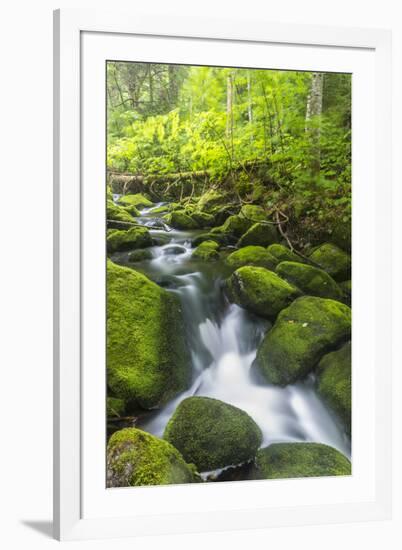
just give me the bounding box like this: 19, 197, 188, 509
225, 246, 277, 271
339, 280, 352, 305
163, 396, 262, 471
164, 210, 199, 230
107, 226, 152, 253
237, 222, 279, 248
107, 200, 139, 224
210, 214, 252, 243
266, 244, 306, 265
118, 193, 153, 209
192, 240, 220, 261
197, 189, 228, 213
128, 248, 153, 262
254, 296, 351, 385
107, 428, 199, 487
251, 443, 351, 479
276, 261, 343, 301
309, 243, 351, 281
316, 342, 352, 435
239, 204, 267, 222
107, 261, 190, 409
191, 210, 215, 228
225, 266, 301, 320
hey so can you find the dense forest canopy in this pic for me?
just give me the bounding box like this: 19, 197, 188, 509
107, 62, 351, 246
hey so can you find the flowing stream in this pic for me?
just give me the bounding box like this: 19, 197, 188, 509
112, 202, 351, 470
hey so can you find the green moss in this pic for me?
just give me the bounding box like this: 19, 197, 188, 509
192, 233, 224, 247
107, 200, 138, 224
225, 266, 301, 320
331, 221, 351, 253
339, 280, 352, 305
191, 210, 215, 228
118, 193, 153, 209
107, 226, 152, 253
164, 396, 262, 471
266, 244, 306, 264
107, 261, 190, 409
128, 248, 153, 262
148, 204, 169, 215
197, 189, 228, 213
239, 204, 267, 222
309, 243, 351, 281
210, 214, 251, 242
107, 428, 199, 487
225, 246, 277, 271
237, 222, 279, 248
192, 240, 220, 261
316, 342, 351, 435
251, 443, 351, 479
122, 204, 141, 217
276, 261, 343, 300
254, 296, 351, 385
164, 210, 199, 229
106, 397, 126, 418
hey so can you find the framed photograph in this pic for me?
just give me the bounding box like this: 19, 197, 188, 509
53, 8, 392, 541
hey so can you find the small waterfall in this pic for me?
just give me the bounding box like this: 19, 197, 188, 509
134, 205, 351, 462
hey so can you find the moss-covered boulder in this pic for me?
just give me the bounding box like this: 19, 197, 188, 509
331, 221, 351, 253
254, 296, 351, 385
118, 193, 153, 209
192, 240, 220, 261
107, 200, 139, 224
226, 266, 301, 320
266, 244, 306, 265
239, 204, 267, 222
339, 280, 352, 305
107, 226, 152, 253
164, 396, 262, 471
128, 248, 153, 262
237, 222, 279, 248
147, 203, 169, 215
276, 261, 343, 301
107, 396, 126, 418
225, 246, 277, 271
197, 189, 228, 213
164, 210, 199, 230
107, 261, 190, 409
309, 243, 351, 281
192, 232, 228, 247
316, 342, 351, 435
210, 214, 251, 243
107, 428, 199, 487
191, 210, 215, 228
251, 443, 351, 479
212, 205, 237, 226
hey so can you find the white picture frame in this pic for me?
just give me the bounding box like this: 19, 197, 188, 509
53, 8, 392, 541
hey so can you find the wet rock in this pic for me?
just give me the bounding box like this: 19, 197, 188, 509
308, 243, 351, 282
107, 260, 190, 409
250, 442, 351, 479
253, 296, 351, 385
316, 342, 351, 436
276, 261, 343, 301
107, 428, 200, 487
225, 266, 301, 320
225, 246, 277, 271
128, 249, 153, 262
164, 396, 262, 471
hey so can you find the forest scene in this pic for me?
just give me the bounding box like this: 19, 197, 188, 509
106, 61, 352, 487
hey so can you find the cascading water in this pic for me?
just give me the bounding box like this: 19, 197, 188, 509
122, 204, 351, 470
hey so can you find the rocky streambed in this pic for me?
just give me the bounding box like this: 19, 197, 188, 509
106, 190, 352, 486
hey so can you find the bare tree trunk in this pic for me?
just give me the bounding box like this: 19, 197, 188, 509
305, 72, 324, 175
247, 71, 253, 124
226, 71, 234, 161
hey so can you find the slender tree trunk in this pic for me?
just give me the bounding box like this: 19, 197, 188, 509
226, 71, 234, 161
305, 72, 324, 175
247, 71, 253, 124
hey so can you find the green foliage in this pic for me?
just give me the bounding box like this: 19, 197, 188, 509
107, 63, 351, 232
